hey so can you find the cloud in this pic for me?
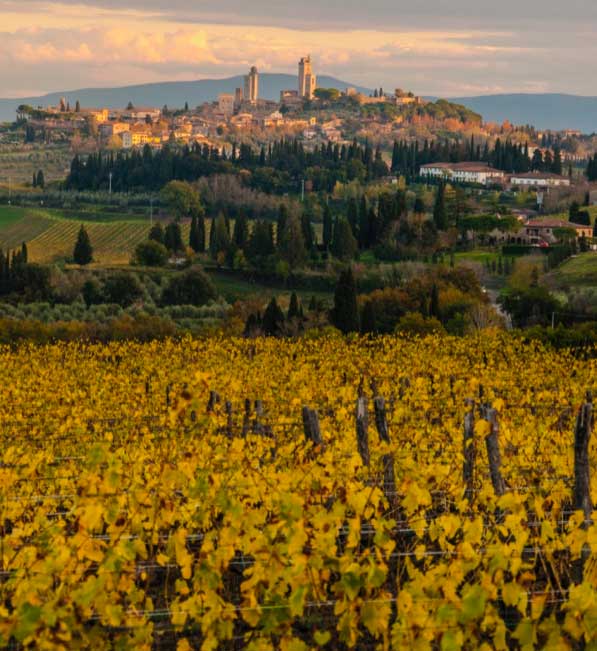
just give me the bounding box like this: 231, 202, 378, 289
0, 0, 596, 97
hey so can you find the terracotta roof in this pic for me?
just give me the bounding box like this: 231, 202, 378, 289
421, 162, 503, 174
526, 219, 589, 230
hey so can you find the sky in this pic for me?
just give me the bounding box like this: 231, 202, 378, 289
1, 0, 596, 98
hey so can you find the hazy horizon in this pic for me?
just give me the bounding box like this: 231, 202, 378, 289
2, 0, 596, 98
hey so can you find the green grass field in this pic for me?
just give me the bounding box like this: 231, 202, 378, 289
209, 272, 332, 304
0, 205, 27, 227
548, 252, 597, 287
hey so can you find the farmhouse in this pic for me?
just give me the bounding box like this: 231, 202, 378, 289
419, 162, 505, 186
524, 219, 592, 242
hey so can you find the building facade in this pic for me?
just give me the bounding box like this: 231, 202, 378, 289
510, 172, 571, 188
218, 93, 235, 117
298, 56, 317, 99
420, 162, 505, 186
243, 67, 259, 104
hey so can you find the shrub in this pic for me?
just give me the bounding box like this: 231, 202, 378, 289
102, 273, 144, 307
161, 267, 217, 307
134, 240, 169, 267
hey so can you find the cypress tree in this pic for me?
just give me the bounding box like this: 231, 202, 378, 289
277, 204, 288, 245
347, 198, 359, 238
209, 213, 231, 259
73, 225, 93, 265
367, 207, 380, 247
21, 242, 27, 265
287, 292, 300, 320
433, 183, 448, 230
429, 283, 440, 319
262, 297, 285, 336
233, 210, 249, 250
331, 218, 358, 261
300, 212, 314, 251
189, 215, 203, 252
322, 205, 333, 250
32, 172, 37, 188
196, 214, 206, 252
332, 267, 359, 334
361, 300, 377, 334
36, 170, 45, 189
164, 221, 183, 252
279, 213, 307, 269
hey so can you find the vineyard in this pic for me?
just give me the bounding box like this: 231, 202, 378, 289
0, 334, 596, 650
0, 208, 204, 264
0, 209, 179, 264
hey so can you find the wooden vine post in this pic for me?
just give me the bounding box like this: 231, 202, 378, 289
574, 390, 593, 523
372, 394, 396, 511
207, 390, 220, 413
253, 400, 265, 436
373, 396, 390, 444
463, 398, 476, 500
241, 399, 251, 437
356, 397, 370, 467
571, 390, 593, 585
302, 407, 323, 446
482, 403, 506, 497
225, 401, 233, 439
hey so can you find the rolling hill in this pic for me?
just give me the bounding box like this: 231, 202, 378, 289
0, 74, 371, 123
447, 93, 597, 133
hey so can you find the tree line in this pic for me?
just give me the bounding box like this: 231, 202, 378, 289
66, 139, 391, 196
391, 138, 564, 177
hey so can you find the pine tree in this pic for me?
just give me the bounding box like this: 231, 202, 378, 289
433, 183, 448, 230
322, 205, 333, 250
332, 267, 359, 334
75, 100, 81, 112
73, 225, 93, 265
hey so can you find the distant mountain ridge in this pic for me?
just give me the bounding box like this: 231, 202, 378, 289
446, 94, 597, 133
0, 74, 371, 122
2, 77, 596, 133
